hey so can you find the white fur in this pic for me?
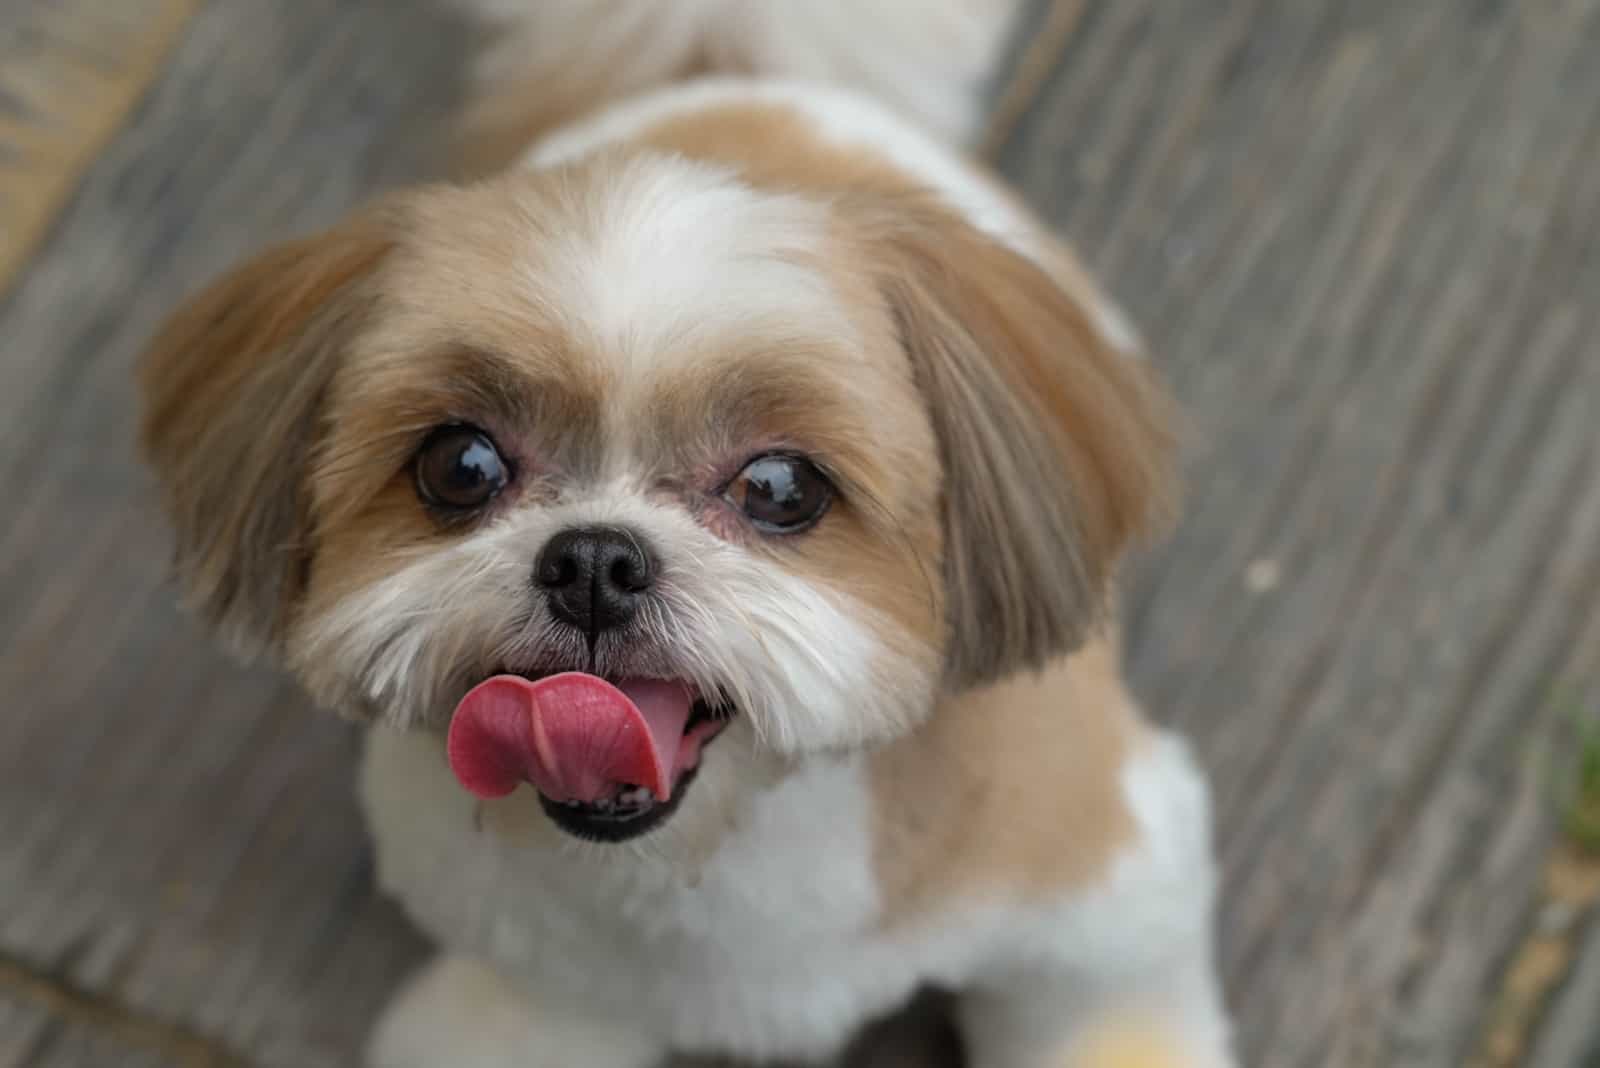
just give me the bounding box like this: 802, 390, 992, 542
362, 726, 1230, 1067
526, 79, 1146, 357
527, 154, 851, 383
456, 0, 1025, 147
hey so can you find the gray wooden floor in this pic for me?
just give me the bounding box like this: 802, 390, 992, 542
4, 1, 1600, 1065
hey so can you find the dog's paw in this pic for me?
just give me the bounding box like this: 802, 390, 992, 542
367, 955, 662, 1068
1063, 1028, 1188, 1068
1061, 1015, 1235, 1068
368, 956, 537, 1068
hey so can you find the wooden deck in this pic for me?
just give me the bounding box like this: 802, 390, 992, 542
3, 1, 1599, 1065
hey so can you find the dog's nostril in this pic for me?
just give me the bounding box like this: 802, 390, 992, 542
610, 552, 650, 592
538, 553, 580, 590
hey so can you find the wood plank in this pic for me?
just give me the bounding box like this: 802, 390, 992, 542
1527, 889, 1600, 1067
19, 1028, 172, 1068
0, 957, 245, 1068
0, 1, 469, 1064
994, 0, 1600, 1063
0, 991, 55, 1068
1473, 843, 1600, 1067
0, 1, 204, 295
981, 0, 1086, 161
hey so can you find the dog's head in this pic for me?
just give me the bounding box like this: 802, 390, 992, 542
139, 152, 1169, 842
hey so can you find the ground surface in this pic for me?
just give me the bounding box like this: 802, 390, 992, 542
3, 1, 1599, 1065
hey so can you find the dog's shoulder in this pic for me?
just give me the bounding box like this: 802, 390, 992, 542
868, 637, 1157, 921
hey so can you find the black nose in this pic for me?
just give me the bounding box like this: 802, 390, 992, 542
535, 526, 654, 634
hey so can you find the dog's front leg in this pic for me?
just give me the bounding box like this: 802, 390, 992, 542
367, 955, 664, 1068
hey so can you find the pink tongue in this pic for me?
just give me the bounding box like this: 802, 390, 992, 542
446, 673, 693, 803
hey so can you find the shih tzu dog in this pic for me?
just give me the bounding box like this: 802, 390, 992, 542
137, 2, 1234, 1066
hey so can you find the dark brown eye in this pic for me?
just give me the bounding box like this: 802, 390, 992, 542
723, 454, 834, 533
414, 425, 509, 511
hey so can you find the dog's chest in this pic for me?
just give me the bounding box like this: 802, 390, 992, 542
360, 731, 940, 1060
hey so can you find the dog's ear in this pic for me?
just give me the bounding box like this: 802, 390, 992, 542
138, 212, 395, 657
858, 195, 1174, 688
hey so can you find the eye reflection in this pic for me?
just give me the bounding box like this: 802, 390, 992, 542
414, 425, 509, 511
723, 454, 833, 533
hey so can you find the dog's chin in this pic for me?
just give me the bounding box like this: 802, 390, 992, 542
462, 666, 738, 844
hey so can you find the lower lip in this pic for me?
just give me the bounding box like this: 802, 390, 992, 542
536, 766, 700, 843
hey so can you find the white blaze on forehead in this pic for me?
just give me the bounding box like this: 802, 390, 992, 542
527, 80, 1147, 355
529, 155, 846, 374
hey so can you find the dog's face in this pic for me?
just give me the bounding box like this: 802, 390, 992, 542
140, 152, 1169, 842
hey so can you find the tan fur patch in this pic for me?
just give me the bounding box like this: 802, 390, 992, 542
870, 637, 1142, 920
138, 208, 396, 652
873, 205, 1172, 683
649, 102, 1127, 349
1063, 1021, 1191, 1068
638, 102, 1141, 352
640, 104, 908, 190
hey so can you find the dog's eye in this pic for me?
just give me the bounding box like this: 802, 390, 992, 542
414, 425, 509, 510
723, 454, 833, 533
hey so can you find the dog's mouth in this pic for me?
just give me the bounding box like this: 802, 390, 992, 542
446, 670, 734, 843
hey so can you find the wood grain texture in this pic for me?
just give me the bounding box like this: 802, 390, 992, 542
981, 0, 1086, 161
0, 955, 246, 1068
0, 991, 55, 1068
3, 0, 1599, 1065
993, 0, 1600, 1063
1527, 900, 1600, 1067
0, 0, 204, 295
0, 1, 467, 1065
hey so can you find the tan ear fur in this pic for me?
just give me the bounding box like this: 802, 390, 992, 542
138, 213, 394, 655
856, 195, 1174, 687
